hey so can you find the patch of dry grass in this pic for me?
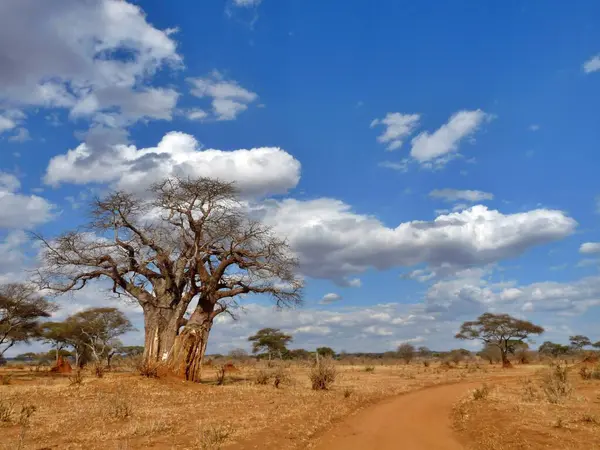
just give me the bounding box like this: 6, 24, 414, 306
452, 363, 600, 450
0, 360, 504, 449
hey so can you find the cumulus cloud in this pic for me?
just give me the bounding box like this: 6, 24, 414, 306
320, 293, 342, 304
580, 242, 600, 254
45, 131, 300, 198
0, 172, 54, 228
583, 54, 600, 74
429, 188, 493, 203
371, 113, 420, 151
257, 199, 576, 283
0, 0, 181, 131
410, 109, 491, 166
188, 71, 258, 121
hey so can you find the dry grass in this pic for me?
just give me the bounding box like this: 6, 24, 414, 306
453, 363, 600, 450
0, 359, 501, 449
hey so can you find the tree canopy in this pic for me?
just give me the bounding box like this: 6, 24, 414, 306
569, 335, 591, 350
455, 313, 544, 367
248, 328, 293, 359
397, 343, 416, 364
0, 283, 57, 357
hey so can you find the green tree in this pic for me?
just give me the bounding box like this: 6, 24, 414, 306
538, 341, 570, 358
0, 283, 57, 358
248, 328, 293, 359
478, 343, 502, 364
316, 347, 336, 358
569, 335, 591, 351
68, 307, 134, 368
40, 321, 72, 364
455, 313, 544, 367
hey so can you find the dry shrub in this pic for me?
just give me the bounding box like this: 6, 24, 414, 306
363, 365, 375, 373
0, 396, 15, 422
215, 365, 227, 386
521, 378, 539, 402
472, 383, 490, 401
17, 404, 36, 450
422, 360, 430, 368
254, 368, 271, 385
1, 374, 12, 385
109, 398, 133, 420
272, 366, 289, 389
580, 366, 592, 380
196, 423, 233, 449
94, 363, 105, 378
343, 387, 353, 398
541, 363, 572, 404
138, 360, 159, 378
310, 358, 337, 390
69, 370, 84, 386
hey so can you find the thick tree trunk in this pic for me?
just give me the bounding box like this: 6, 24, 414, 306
501, 349, 512, 368
166, 309, 213, 382
142, 305, 181, 366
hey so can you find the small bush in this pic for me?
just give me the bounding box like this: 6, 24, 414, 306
272, 366, 289, 389
472, 384, 490, 400
94, 363, 105, 378
254, 369, 271, 385
138, 360, 159, 378
310, 358, 337, 390
197, 423, 233, 450
542, 364, 572, 404
0, 374, 12, 385
343, 387, 353, 398
0, 397, 15, 422
580, 366, 592, 380
580, 413, 600, 425
422, 360, 430, 368
109, 398, 133, 420
521, 378, 539, 402
363, 366, 375, 373
69, 370, 84, 386
215, 366, 227, 386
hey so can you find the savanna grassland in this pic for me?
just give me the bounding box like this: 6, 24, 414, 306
453, 360, 600, 450
1, 358, 502, 450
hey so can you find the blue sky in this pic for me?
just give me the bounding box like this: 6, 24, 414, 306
1, 0, 600, 355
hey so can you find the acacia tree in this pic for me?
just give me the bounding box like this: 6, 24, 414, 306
538, 341, 570, 359
68, 307, 134, 368
569, 335, 591, 351
40, 321, 72, 364
0, 283, 57, 358
248, 328, 293, 359
316, 347, 336, 358
397, 343, 416, 364
36, 177, 303, 382
455, 313, 544, 368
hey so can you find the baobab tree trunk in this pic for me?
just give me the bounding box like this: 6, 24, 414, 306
167, 309, 214, 382
142, 305, 181, 365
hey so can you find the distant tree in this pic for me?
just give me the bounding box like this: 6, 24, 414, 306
119, 346, 144, 357
593, 341, 600, 349
455, 313, 544, 367
0, 354, 6, 366
228, 348, 249, 360
316, 347, 336, 358
397, 343, 416, 364
417, 346, 432, 359
40, 321, 72, 364
0, 283, 57, 358
68, 308, 134, 368
449, 349, 471, 365
478, 343, 502, 364
14, 352, 38, 362
248, 328, 293, 359
569, 335, 591, 351
538, 341, 570, 358
287, 348, 311, 360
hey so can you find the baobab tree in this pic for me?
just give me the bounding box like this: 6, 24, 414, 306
455, 313, 544, 368
36, 177, 303, 381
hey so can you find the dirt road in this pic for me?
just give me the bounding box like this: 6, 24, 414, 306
311, 382, 477, 450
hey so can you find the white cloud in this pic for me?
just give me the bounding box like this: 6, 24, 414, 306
0, 0, 181, 130
45, 131, 300, 198
580, 242, 600, 255
583, 54, 600, 74
8, 128, 31, 143
233, 0, 262, 6
529, 124, 540, 131
0, 172, 55, 228
188, 71, 258, 121
187, 109, 209, 121
320, 293, 342, 304
410, 109, 491, 166
0, 116, 16, 134
371, 113, 420, 151
429, 188, 493, 203
257, 199, 576, 283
